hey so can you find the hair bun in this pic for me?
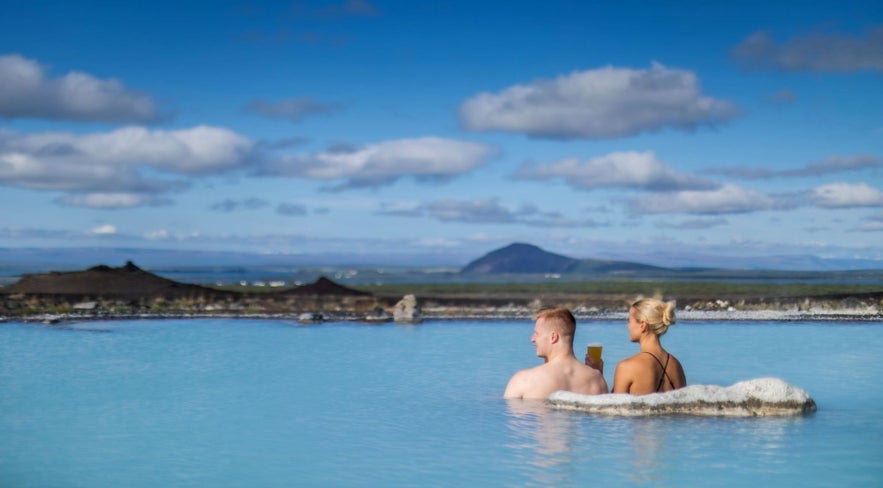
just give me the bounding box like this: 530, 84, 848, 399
662, 301, 676, 326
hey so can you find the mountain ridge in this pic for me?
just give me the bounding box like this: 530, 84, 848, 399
459, 243, 883, 281
2, 261, 368, 298
461, 243, 580, 273
0, 246, 881, 273
461, 242, 674, 275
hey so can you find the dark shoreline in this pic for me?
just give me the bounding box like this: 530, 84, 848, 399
3, 261, 881, 324
6, 308, 881, 325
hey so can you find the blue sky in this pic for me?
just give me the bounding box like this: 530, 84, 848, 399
1, 0, 882, 266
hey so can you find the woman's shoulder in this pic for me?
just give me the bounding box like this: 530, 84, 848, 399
666, 352, 684, 368
616, 353, 650, 370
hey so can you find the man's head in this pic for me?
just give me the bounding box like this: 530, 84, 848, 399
531, 307, 576, 359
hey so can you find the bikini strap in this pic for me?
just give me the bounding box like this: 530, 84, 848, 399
643, 351, 675, 392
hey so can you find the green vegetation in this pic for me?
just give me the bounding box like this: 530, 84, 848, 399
355, 280, 883, 298
211, 284, 294, 293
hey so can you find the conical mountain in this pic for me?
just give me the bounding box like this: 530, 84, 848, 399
461, 243, 580, 273
461, 243, 672, 275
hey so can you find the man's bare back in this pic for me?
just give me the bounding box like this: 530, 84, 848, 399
504, 308, 609, 399
505, 356, 607, 399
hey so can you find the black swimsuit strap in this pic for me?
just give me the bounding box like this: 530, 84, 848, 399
643, 351, 674, 392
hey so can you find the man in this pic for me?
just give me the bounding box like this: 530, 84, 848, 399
504, 307, 609, 399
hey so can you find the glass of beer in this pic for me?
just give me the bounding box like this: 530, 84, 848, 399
587, 343, 603, 364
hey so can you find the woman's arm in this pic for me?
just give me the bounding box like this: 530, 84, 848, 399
612, 360, 633, 394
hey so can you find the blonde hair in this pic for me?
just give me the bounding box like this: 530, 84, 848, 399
535, 307, 576, 343
631, 299, 676, 336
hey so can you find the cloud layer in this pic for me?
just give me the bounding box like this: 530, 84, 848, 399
0, 54, 160, 122
713, 155, 883, 179
732, 27, 883, 72
629, 184, 780, 215
262, 137, 495, 189
459, 63, 739, 139
380, 199, 600, 227
514, 150, 883, 215
0, 126, 256, 208
811, 182, 883, 208
518, 151, 716, 191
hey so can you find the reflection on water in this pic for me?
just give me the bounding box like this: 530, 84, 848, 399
46, 323, 113, 333
505, 399, 581, 486
504, 400, 809, 486
730, 417, 792, 460
627, 418, 669, 484
506, 400, 577, 462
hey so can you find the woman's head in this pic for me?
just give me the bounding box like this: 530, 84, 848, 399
630, 299, 676, 337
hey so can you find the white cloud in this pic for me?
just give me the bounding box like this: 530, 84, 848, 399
857, 213, 883, 231
0, 54, 160, 122
712, 155, 883, 179
0, 126, 256, 203
426, 199, 521, 223
144, 229, 170, 240
733, 27, 883, 72
630, 184, 778, 215
412, 237, 462, 248
264, 137, 495, 189
795, 156, 883, 177
89, 224, 117, 235
458, 63, 739, 139
56, 193, 172, 209
209, 198, 270, 212
811, 182, 883, 208
380, 198, 601, 227
519, 151, 716, 191
90, 126, 255, 174
656, 217, 729, 230
143, 229, 202, 242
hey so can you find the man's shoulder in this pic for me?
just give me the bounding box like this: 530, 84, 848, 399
512, 363, 560, 387
580, 362, 605, 378
516, 363, 551, 378
505, 364, 554, 398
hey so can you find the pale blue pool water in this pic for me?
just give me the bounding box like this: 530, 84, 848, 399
1, 318, 881, 487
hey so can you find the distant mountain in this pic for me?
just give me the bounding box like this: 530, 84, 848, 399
461, 243, 579, 273
3, 261, 236, 299
1, 261, 369, 298
0, 246, 880, 275
459, 243, 883, 282
461, 243, 671, 275
281, 276, 370, 296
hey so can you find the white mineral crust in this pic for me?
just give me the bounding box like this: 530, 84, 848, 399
547, 378, 816, 416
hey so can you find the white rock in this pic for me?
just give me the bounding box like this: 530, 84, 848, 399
73, 301, 97, 310
547, 378, 816, 417
393, 294, 422, 323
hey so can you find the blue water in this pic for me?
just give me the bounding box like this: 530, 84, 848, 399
1, 319, 881, 487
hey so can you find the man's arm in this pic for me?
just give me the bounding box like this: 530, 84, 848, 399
503, 370, 528, 399
591, 370, 609, 394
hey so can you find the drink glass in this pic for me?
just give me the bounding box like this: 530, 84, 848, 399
587, 343, 603, 364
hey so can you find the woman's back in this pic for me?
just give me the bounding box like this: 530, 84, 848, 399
612, 299, 687, 395
613, 349, 686, 395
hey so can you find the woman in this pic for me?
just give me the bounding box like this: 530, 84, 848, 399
613, 299, 686, 395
